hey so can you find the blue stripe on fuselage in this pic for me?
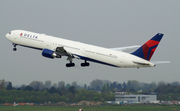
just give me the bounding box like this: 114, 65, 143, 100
15, 44, 119, 67
18, 44, 43, 50
74, 54, 119, 68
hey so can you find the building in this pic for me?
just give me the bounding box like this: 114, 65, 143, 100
115, 92, 158, 104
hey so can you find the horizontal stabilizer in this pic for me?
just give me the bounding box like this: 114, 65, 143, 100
151, 61, 170, 64
133, 61, 150, 65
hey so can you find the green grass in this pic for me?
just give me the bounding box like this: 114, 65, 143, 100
0, 105, 180, 111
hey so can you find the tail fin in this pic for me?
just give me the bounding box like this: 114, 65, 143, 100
131, 33, 164, 61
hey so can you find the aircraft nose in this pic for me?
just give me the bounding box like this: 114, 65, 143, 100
6, 33, 9, 38
6, 32, 11, 39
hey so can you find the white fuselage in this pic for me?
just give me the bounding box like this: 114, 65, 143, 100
6, 30, 155, 68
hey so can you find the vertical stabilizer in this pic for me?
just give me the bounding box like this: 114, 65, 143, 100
131, 33, 164, 61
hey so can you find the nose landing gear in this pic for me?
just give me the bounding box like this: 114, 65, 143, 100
12, 43, 17, 51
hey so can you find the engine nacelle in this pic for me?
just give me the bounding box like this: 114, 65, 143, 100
42, 49, 61, 59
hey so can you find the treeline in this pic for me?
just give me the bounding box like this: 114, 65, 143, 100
0, 88, 114, 103
0, 79, 115, 103
1, 79, 180, 103
155, 83, 180, 101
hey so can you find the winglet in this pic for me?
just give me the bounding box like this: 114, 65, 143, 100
131, 33, 164, 61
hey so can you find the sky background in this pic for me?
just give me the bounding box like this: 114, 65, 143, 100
0, 0, 179, 86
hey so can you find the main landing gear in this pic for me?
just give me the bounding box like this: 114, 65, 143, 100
81, 60, 90, 67
66, 60, 90, 67
66, 61, 75, 67
13, 43, 17, 51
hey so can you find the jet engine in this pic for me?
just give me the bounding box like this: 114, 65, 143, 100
42, 49, 61, 59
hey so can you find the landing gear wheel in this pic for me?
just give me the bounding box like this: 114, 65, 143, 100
13, 48, 17, 51
81, 62, 90, 67
81, 63, 85, 67
86, 63, 90, 66
66, 64, 69, 67
72, 63, 75, 66
66, 63, 75, 67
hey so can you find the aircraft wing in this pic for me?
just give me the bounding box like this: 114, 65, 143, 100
55, 47, 72, 60
55, 47, 69, 56
55, 47, 79, 61
110, 45, 140, 51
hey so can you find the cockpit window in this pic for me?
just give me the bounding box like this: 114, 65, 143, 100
9, 32, 11, 34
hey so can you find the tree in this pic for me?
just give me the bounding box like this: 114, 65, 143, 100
126, 80, 140, 90
7, 82, 12, 90
72, 81, 77, 88
90, 79, 103, 90
49, 87, 57, 94
60, 84, 66, 95
117, 84, 122, 90
130, 80, 139, 89
129, 88, 136, 92
23, 86, 34, 91
68, 86, 76, 95
0, 79, 5, 90
149, 82, 157, 91
20, 84, 26, 90
155, 84, 166, 93
52, 83, 57, 88
112, 82, 117, 89
158, 81, 166, 86
122, 82, 127, 90
171, 81, 180, 86
95, 86, 101, 91
29, 81, 45, 90
102, 84, 106, 93
109, 84, 114, 92
66, 84, 71, 89
174, 86, 180, 93
84, 84, 87, 89
127, 80, 132, 90
164, 84, 174, 94
107, 83, 109, 91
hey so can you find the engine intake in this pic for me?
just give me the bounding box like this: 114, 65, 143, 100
42, 49, 61, 59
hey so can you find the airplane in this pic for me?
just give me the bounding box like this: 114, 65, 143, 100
6, 30, 170, 68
